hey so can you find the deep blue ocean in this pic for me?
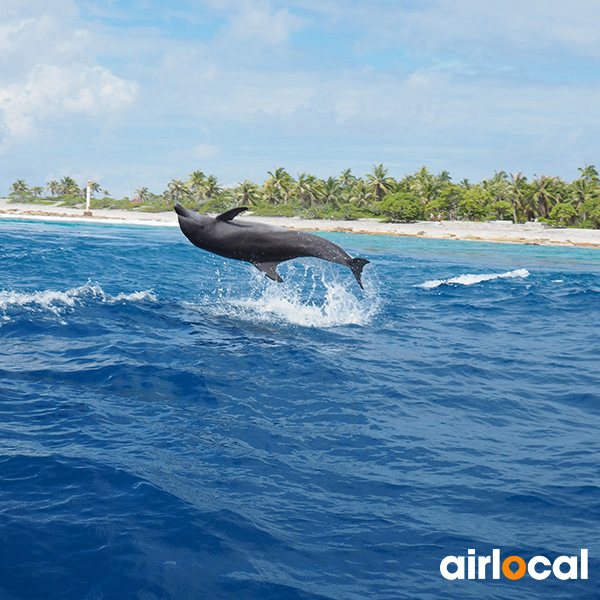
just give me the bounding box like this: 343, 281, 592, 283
0, 218, 599, 600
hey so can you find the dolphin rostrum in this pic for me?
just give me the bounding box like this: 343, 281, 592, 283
174, 204, 370, 289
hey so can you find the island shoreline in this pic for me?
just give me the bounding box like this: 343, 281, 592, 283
1, 199, 599, 248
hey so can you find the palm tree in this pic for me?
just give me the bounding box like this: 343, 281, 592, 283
577, 164, 599, 183
531, 175, 561, 219
507, 172, 528, 223
484, 170, 508, 191
203, 174, 222, 200
165, 178, 190, 205
348, 180, 371, 207
569, 178, 596, 213
235, 180, 261, 206
337, 168, 356, 190
321, 177, 343, 208
188, 170, 206, 202
59, 176, 80, 196
409, 166, 442, 209
46, 180, 60, 196
134, 187, 149, 203
437, 170, 452, 183
366, 164, 395, 203
10, 179, 29, 200
483, 171, 510, 214
89, 182, 101, 198
293, 172, 322, 207
264, 168, 293, 204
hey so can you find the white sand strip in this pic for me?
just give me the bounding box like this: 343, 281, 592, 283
1, 198, 599, 247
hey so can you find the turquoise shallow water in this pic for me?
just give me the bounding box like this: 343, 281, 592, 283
0, 218, 599, 599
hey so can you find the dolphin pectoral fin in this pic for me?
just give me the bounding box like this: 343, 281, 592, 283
216, 207, 249, 222
253, 262, 283, 283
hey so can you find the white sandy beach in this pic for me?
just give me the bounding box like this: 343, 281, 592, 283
1, 198, 599, 247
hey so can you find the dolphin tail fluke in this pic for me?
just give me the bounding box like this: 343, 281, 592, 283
349, 257, 370, 290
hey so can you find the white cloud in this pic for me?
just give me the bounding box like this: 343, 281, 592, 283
224, 1, 304, 45
216, 79, 316, 118
189, 144, 221, 161
346, 0, 600, 69
3, 0, 600, 196
0, 0, 138, 151
0, 65, 138, 150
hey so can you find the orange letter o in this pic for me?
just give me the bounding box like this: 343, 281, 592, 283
502, 556, 526, 580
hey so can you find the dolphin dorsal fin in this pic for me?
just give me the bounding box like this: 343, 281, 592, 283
216, 207, 249, 222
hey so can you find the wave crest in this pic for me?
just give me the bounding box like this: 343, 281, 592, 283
0, 282, 157, 322
418, 268, 530, 290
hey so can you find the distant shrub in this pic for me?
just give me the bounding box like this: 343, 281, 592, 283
138, 205, 171, 213
378, 191, 422, 222
57, 194, 85, 207
90, 197, 132, 210
332, 204, 374, 221
250, 204, 300, 218
458, 187, 490, 221
198, 198, 238, 214
488, 200, 513, 220
549, 202, 577, 226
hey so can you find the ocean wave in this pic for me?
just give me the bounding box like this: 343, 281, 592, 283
0, 282, 158, 322
418, 268, 530, 290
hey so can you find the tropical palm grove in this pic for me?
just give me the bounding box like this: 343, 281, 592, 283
7, 164, 600, 228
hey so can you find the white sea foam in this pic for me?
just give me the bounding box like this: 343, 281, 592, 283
110, 290, 158, 303
199, 264, 380, 328
418, 268, 530, 290
0, 282, 157, 322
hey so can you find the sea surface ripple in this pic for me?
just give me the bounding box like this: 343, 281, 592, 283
0, 219, 599, 599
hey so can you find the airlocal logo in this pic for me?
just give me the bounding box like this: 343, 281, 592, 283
440, 549, 588, 580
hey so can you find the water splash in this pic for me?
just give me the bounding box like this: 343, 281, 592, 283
197, 262, 380, 328
418, 268, 530, 290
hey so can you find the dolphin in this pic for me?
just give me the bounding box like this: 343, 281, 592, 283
174, 204, 370, 289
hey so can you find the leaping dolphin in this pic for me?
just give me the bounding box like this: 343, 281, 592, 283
174, 204, 370, 289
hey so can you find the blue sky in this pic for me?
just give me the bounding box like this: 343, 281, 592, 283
2, 0, 600, 197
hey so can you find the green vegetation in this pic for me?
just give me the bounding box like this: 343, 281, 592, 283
8, 164, 600, 227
